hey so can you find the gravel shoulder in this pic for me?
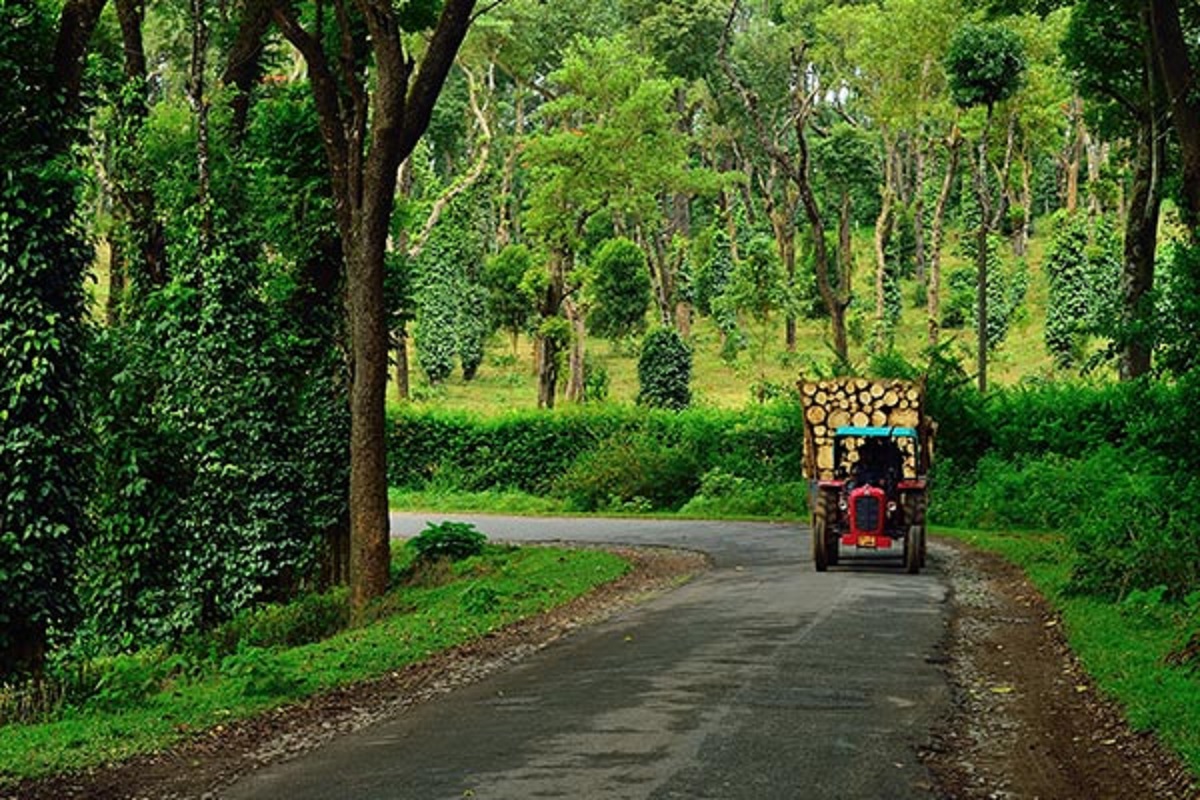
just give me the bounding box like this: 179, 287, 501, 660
923, 539, 1198, 799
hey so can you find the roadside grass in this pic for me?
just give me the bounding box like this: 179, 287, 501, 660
389, 486, 808, 522
0, 542, 628, 786
388, 487, 568, 515
935, 526, 1200, 778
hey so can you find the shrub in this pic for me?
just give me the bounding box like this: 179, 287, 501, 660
589, 237, 652, 342
637, 327, 692, 410
409, 521, 488, 562
556, 434, 700, 512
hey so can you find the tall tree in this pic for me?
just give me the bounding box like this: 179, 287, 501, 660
945, 20, 1026, 392
0, 0, 107, 676
1149, 0, 1200, 232
1063, 0, 1166, 379
523, 34, 694, 407
271, 0, 476, 608
720, 1, 850, 364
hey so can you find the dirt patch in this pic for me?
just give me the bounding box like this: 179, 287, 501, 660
5, 546, 710, 800
923, 539, 1198, 800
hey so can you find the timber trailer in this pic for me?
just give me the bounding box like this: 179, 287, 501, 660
799, 378, 935, 574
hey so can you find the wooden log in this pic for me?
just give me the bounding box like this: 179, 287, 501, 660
882, 389, 899, 406
852, 411, 869, 427
870, 383, 885, 399
814, 425, 827, 438
801, 382, 818, 397
889, 409, 920, 428
906, 388, 920, 402
828, 410, 851, 430
854, 378, 869, 391
859, 391, 872, 405
817, 449, 834, 472
871, 410, 887, 426
815, 390, 828, 405
805, 405, 827, 424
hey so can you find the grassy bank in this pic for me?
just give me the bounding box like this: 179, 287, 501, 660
0, 540, 628, 785
937, 526, 1200, 776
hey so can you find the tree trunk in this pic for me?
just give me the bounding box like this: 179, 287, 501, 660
189, 0, 213, 255
1064, 94, 1084, 213
912, 140, 927, 283
1119, 47, 1164, 381
113, 0, 167, 295
564, 297, 586, 403
928, 125, 961, 347
1014, 153, 1031, 257
1150, 0, 1200, 231
874, 135, 896, 346
275, 0, 477, 609
974, 106, 995, 393
394, 325, 410, 400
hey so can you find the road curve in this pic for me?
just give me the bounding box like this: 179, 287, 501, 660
222, 514, 951, 799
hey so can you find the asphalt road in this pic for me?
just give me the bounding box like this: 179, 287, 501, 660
223, 514, 951, 799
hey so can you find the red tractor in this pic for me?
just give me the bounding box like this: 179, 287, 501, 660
810, 426, 928, 573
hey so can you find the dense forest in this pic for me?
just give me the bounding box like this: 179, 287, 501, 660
2, 0, 1199, 692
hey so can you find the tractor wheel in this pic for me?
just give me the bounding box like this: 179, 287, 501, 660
904, 524, 922, 574
813, 491, 834, 572
813, 512, 828, 572
914, 494, 928, 567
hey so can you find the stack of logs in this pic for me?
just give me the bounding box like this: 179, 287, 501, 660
799, 378, 924, 479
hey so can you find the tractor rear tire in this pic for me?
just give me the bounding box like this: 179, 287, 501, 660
813, 491, 836, 572
904, 523, 923, 574
913, 494, 928, 568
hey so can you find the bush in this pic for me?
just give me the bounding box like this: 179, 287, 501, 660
555, 434, 700, 512
589, 237, 652, 342
637, 327, 692, 410
408, 521, 488, 562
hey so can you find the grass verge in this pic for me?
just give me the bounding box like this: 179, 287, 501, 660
936, 526, 1200, 778
389, 487, 807, 521
0, 542, 628, 786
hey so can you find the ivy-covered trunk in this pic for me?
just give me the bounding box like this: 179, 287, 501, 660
0, 0, 104, 677
1119, 110, 1163, 380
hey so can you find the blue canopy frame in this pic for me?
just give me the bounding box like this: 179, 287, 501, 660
833, 426, 918, 439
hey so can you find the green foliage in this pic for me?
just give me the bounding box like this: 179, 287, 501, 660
458, 283, 490, 381
692, 223, 735, 322
588, 237, 652, 341
483, 244, 536, 351
1043, 212, 1121, 369
637, 327, 693, 410
1153, 241, 1200, 377
944, 21, 1027, 111
408, 521, 488, 562
582, 352, 611, 402
556, 433, 700, 512
81, 240, 348, 653
386, 402, 806, 513
415, 188, 491, 384
0, 0, 92, 676
940, 236, 1027, 351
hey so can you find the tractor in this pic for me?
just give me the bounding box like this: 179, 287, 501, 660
810, 425, 928, 573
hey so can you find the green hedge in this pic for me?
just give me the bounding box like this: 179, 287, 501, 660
386, 401, 806, 509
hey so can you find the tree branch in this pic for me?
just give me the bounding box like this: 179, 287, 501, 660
407, 61, 494, 259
